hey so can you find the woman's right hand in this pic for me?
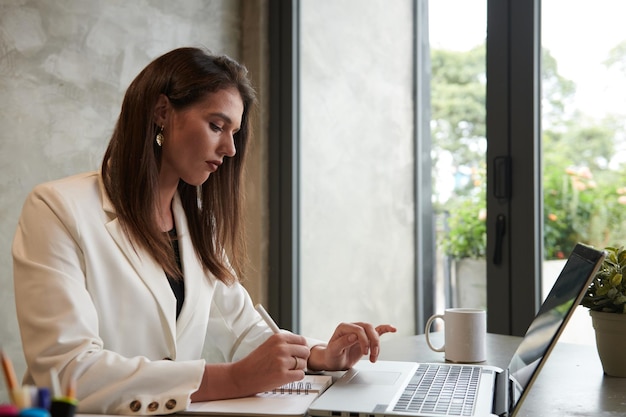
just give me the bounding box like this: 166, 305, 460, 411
233, 332, 311, 394
191, 332, 310, 401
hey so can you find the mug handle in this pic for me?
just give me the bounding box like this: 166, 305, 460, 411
425, 314, 445, 352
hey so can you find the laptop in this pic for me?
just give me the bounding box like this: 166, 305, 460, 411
308, 243, 605, 417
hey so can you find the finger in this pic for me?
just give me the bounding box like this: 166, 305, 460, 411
287, 368, 306, 381
287, 340, 312, 360
284, 356, 307, 381
335, 323, 370, 355
290, 345, 312, 361
365, 324, 396, 362
269, 333, 311, 359
276, 332, 309, 346
293, 356, 308, 371
352, 322, 383, 362
285, 355, 299, 371
348, 322, 398, 362
327, 331, 360, 356
280, 353, 311, 380
375, 324, 397, 335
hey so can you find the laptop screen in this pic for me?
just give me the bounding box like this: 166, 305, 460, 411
507, 244, 605, 411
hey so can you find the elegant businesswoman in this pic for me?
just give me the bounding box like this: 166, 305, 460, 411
12, 47, 395, 415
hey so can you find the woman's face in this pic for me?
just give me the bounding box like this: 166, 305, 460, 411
158, 87, 244, 187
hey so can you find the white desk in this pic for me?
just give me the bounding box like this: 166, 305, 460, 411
74, 333, 626, 416
379, 332, 626, 416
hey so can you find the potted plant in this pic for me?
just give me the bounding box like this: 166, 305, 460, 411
581, 245, 626, 377
440, 195, 487, 309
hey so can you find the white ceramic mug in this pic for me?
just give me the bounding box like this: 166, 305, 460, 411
425, 308, 486, 363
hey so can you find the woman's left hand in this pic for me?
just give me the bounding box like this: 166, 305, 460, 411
307, 322, 397, 372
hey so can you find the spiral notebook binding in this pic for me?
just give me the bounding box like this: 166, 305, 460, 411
269, 381, 313, 395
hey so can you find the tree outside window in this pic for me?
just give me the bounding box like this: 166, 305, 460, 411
434, 42, 626, 261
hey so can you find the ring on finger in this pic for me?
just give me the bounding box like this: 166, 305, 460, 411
291, 356, 298, 370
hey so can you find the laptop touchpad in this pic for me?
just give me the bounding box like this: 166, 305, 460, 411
348, 371, 401, 385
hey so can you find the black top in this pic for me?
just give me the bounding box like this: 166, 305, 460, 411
166, 228, 185, 319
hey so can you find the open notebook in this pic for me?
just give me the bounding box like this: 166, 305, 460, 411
180, 374, 332, 417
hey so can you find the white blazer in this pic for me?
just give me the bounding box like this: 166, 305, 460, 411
12, 172, 276, 415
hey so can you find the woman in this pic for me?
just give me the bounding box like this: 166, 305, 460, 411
12, 47, 395, 415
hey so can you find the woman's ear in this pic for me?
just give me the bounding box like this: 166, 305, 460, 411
153, 94, 171, 126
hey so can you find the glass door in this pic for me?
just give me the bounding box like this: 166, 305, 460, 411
278, 0, 546, 337
541, 0, 626, 344
429, 0, 487, 314
297, 0, 499, 337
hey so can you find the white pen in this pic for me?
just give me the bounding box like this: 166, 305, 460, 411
255, 303, 281, 334
50, 367, 62, 399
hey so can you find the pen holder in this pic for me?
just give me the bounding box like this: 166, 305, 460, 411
49, 399, 77, 417
0, 403, 19, 417
17, 408, 50, 417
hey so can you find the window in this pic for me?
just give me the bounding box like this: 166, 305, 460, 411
429, 0, 487, 313
299, 0, 419, 339
541, 0, 626, 344
269, 0, 571, 337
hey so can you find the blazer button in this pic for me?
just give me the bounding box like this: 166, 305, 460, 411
147, 402, 159, 412
165, 399, 177, 410
129, 400, 142, 412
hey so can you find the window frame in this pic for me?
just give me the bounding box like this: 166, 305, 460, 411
486, 0, 542, 335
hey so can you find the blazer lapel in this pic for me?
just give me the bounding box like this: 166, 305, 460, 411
171, 193, 214, 339
99, 176, 177, 353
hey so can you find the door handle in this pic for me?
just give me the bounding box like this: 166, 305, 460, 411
493, 214, 506, 265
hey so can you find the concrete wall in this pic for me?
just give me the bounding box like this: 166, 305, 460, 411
0, 0, 270, 403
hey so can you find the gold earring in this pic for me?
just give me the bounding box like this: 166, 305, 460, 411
156, 126, 164, 147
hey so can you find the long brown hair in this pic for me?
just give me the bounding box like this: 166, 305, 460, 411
101, 47, 256, 284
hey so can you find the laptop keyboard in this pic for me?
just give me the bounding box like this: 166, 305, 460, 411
393, 364, 482, 416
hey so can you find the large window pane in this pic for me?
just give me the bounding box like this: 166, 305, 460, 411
429, 0, 487, 313
542, 0, 626, 344
299, 0, 415, 340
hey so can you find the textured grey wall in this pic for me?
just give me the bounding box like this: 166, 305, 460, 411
0, 0, 241, 403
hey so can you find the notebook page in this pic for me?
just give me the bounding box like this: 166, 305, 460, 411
181, 375, 333, 417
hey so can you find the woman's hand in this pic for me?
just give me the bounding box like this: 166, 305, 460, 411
192, 332, 310, 401
307, 323, 397, 372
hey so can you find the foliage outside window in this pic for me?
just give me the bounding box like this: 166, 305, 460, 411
439, 165, 487, 259
434, 42, 626, 260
